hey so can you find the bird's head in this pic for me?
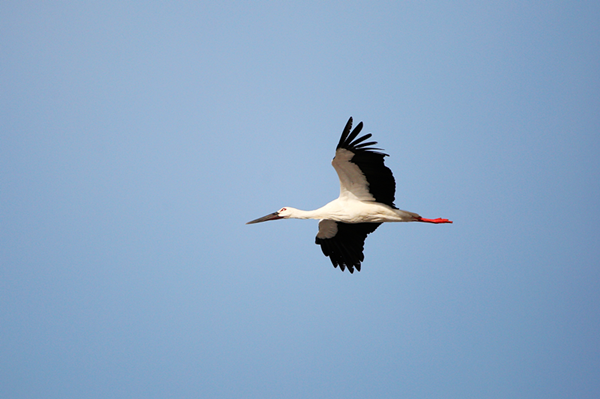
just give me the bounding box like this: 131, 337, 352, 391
246, 207, 294, 224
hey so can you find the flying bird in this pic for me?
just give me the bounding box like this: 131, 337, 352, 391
247, 117, 452, 273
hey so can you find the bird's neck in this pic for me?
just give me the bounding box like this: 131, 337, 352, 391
288, 207, 326, 220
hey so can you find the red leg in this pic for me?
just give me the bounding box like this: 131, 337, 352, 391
417, 217, 453, 224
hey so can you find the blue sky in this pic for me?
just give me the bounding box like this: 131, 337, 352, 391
1, 1, 599, 398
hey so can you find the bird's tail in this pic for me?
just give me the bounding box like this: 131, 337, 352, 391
394, 209, 421, 221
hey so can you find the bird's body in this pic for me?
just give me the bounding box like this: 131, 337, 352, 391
247, 117, 452, 273
277, 201, 418, 224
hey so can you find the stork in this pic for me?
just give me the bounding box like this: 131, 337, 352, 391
247, 117, 452, 273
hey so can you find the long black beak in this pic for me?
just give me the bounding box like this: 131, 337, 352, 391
246, 212, 283, 225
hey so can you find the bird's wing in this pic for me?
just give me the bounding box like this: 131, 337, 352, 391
315, 219, 381, 273
332, 117, 396, 207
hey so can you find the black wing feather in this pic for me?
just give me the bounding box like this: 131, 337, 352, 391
336, 117, 397, 208
315, 222, 381, 273
349, 133, 373, 147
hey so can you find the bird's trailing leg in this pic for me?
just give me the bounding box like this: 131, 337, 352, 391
417, 217, 453, 224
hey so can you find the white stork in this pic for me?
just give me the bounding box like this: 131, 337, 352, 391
247, 117, 452, 273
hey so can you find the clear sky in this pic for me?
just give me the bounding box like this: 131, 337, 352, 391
1, 1, 599, 398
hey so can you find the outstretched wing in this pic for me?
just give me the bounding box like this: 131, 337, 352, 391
315, 219, 381, 273
332, 117, 396, 208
